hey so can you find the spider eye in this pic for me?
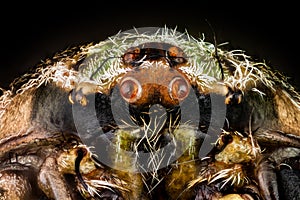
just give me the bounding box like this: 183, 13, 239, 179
222, 134, 233, 144
122, 47, 140, 64
169, 76, 190, 101
168, 46, 186, 64
119, 77, 142, 103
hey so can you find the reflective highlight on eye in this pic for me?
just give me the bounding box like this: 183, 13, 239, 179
119, 77, 142, 103
169, 76, 190, 101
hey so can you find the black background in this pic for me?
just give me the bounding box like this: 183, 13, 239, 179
1, 2, 299, 90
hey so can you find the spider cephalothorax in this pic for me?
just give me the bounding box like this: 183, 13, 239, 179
0, 27, 299, 200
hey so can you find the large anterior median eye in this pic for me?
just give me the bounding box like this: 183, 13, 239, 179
119, 77, 142, 103
169, 76, 190, 101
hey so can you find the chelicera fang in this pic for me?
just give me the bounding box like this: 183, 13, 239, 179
0, 27, 299, 200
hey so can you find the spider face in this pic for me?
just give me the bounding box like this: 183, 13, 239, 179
1, 27, 300, 200
118, 43, 190, 106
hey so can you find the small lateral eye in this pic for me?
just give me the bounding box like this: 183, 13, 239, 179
122, 47, 140, 64
222, 134, 233, 144
169, 76, 190, 101
119, 77, 142, 103
168, 46, 181, 57
168, 46, 186, 64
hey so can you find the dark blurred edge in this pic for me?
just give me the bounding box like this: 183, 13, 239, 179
1, 3, 299, 90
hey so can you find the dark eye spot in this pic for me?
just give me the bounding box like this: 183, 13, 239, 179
222, 134, 233, 144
